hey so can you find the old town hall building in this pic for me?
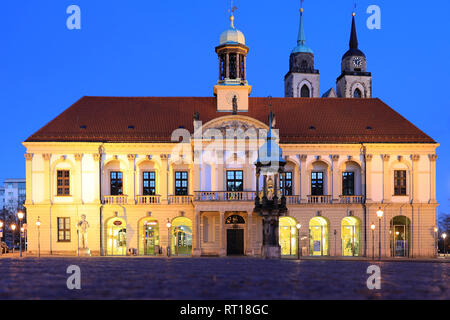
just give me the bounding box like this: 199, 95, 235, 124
23, 8, 438, 258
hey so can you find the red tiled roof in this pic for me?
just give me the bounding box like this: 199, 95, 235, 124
25, 97, 436, 144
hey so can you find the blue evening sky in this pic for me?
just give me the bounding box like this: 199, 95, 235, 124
0, 0, 449, 216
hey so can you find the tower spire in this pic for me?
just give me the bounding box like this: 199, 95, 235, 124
297, 0, 306, 46
349, 12, 359, 50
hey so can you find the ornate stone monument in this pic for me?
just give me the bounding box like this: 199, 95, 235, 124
78, 214, 91, 256
254, 111, 287, 259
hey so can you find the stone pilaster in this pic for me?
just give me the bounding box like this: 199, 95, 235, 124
382, 154, 391, 203
193, 209, 201, 257
219, 211, 226, 257
74, 154, 83, 204
365, 154, 373, 202
331, 155, 340, 203
25, 153, 33, 205
127, 154, 136, 203
411, 154, 420, 203
298, 154, 308, 203
92, 154, 101, 203
160, 154, 169, 204
429, 154, 437, 203
246, 211, 253, 256
42, 153, 51, 204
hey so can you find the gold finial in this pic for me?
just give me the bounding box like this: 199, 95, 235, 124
230, 14, 235, 28
352, 12, 356, 17
300, 0, 304, 13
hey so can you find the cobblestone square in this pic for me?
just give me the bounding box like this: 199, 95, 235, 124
0, 257, 448, 300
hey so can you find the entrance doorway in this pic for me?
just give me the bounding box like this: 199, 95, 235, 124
139, 218, 159, 256
227, 229, 244, 255
171, 217, 193, 256
106, 218, 127, 256
390, 216, 410, 257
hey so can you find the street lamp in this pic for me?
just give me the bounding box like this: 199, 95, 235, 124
296, 223, 301, 260
36, 217, 41, 258
370, 223, 376, 260
11, 224, 17, 254
434, 227, 438, 257
17, 211, 24, 257
443, 233, 448, 255
166, 219, 172, 257
0, 220, 3, 255
376, 207, 384, 260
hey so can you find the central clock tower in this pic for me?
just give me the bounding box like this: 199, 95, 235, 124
214, 13, 252, 112
336, 13, 372, 98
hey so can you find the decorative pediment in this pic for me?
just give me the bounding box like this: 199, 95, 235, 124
199, 115, 269, 139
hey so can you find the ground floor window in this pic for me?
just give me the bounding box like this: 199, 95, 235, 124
57, 217, 71, 242
139, 218, 159, 255
309, 217, 329, 256
171, 217, 192, 255
341, 217, 360, 256
279, 217, 298, 256
106, 218, 127, 256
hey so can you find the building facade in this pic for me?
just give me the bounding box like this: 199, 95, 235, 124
1, 179, 26, 213
23, 9, 438, 258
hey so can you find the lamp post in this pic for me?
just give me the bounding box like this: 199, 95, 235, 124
17, 211, 24, 257
0, 220, 3, 255
370, 223, 376, 260
434, 227, 438, 257
11, 224, 17, 254
443, 233, 448, 255
376, 207, 384, 260
166, 219, 172, 257
296, 223, 301, 260
36, 217, 41, 258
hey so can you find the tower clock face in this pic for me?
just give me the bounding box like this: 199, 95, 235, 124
352, 57, 363, 68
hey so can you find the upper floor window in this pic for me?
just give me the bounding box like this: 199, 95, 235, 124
394, 170, 407, 196
311, 172, 324, 195
227, 170, 243, 192
57, 217, 71, 242
143, 171, 156, 195
301, 85, 310, 98
342, 172, 355, 196
57, 170, 70, 196
175, 171, 188, 195
280, 171, 293, 196
110, 171, 123, 196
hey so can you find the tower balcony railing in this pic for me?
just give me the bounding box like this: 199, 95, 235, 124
136, 195, 161, 205
103, 195, 128, 205
307, 195, 332, 204
339, 195, 364, 204
168, 195, 193, 205
194, 191, 256, 202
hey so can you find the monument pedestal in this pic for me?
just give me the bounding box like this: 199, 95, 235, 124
261, 245, 281, 259
79, 248, 91, 256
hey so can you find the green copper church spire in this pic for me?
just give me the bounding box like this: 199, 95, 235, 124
292, 2, 313, 54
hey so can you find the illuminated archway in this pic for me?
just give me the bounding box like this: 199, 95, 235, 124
279, 217, 298, 256
138, 218, 160, 256
309, 217, 329, 256
341, 217, 360, 256
390, 216, 411, 257
106, 217, 127, 256
171, 217, 193, 255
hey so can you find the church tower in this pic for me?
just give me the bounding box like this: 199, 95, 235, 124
285, 6, 319, 98
214, 9, 252, 112
336, 13, 372, 98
